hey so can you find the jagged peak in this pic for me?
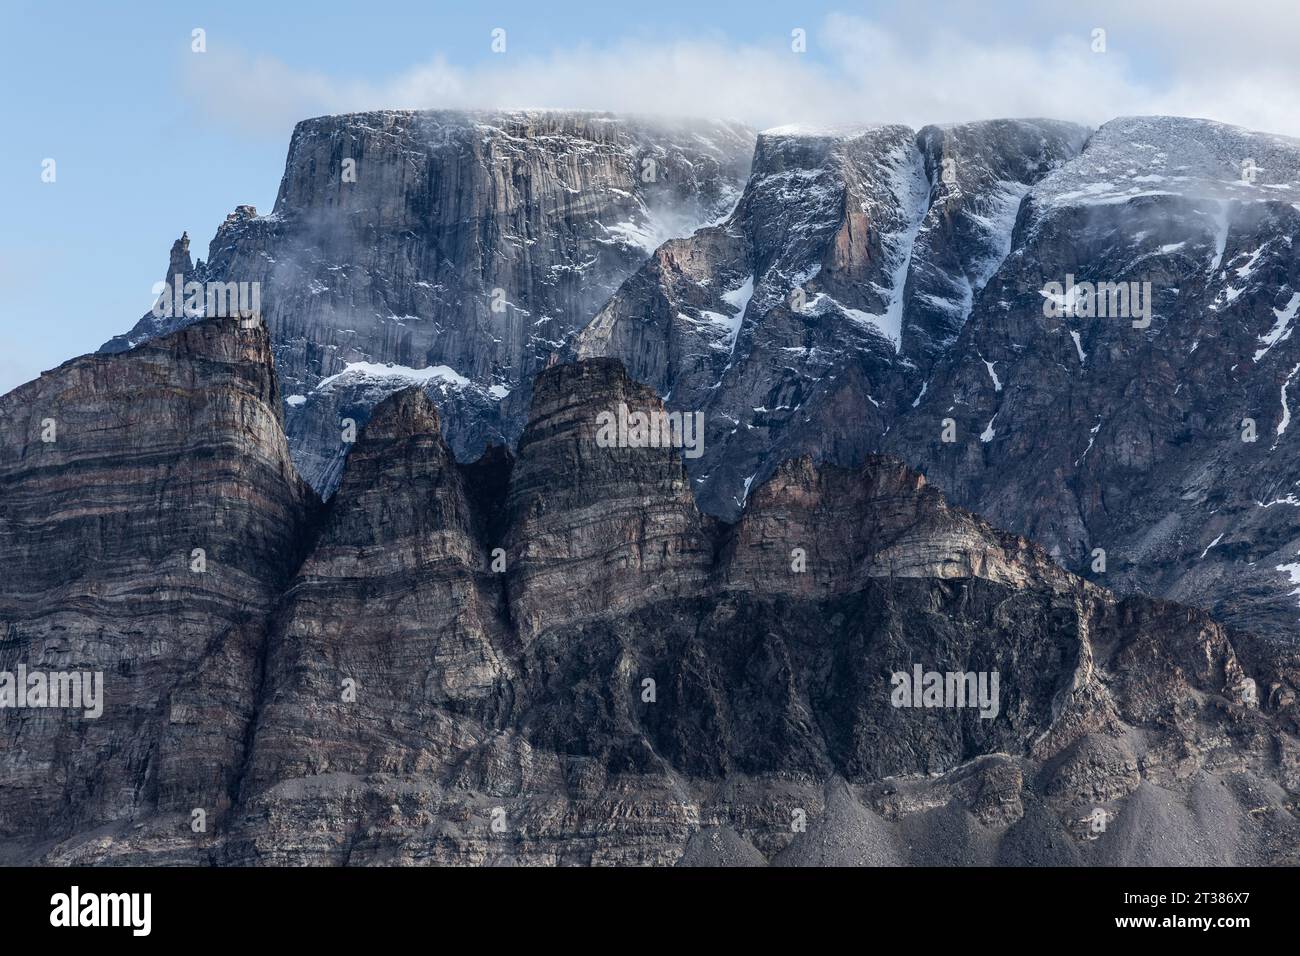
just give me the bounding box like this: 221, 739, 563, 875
221, 204, 260, 224
165, 231, 193, 284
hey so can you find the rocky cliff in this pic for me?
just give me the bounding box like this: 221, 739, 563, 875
91, 110, 1300, 643
580, 115, 1300, 643
4, 317, 1298, 866
0, 315, 317, 860
887, 116, 1300, 645
577, 118, 1090, 520
102, 110, 755, 495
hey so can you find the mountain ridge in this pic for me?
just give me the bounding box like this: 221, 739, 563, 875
78, 107, 1300, 640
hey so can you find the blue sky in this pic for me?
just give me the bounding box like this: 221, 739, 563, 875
3, 0, 1297, 393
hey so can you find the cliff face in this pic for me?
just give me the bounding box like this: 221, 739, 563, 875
5, 318, 1299, 865
579, 115, 1300, 643
103, 110, 755, 495
90, 110, 1300, 643
576, 118, 1089, 521
0, 316, 316, 858
885, 117, 1300, 644
503, 359, 716, 641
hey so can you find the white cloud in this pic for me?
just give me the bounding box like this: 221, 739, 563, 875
183, 12, 1300, 138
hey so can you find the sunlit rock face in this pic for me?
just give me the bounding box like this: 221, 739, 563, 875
0, 316, 316, 854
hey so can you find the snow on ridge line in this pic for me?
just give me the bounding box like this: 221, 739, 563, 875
759, 123, 888, 139
315, 361, 475, 392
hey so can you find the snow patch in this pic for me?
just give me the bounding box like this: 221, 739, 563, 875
1209, 202, 1230, 273
722, 274, 755, 315
734, 472, 758, 508
1277, 560, 1300, 608
805, 293, 903, 351
1259, 495, 1300, 508
1255, 292, 1300, 362
1200, 533, 1224, 559
980, 413, 998, 443
1070, 330, 1087, 364
1076, 418, 1103, 466
316, 361, 472, 392
1275, 363, 1300, 447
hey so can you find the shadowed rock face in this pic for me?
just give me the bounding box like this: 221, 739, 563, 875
4, 318, 1299, 866
577, 119, 1094, 530
885, 118, 1300, 644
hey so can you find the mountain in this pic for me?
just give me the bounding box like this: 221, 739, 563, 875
576, 118, 1089, 516
579, 115, 1300, 642
91, 111, 1300, 639
3, 314, 1298, 865
101, 110, 755, 495
886, 116, 1300, 644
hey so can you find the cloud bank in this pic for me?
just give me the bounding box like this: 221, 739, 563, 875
184, 8, 1300, 138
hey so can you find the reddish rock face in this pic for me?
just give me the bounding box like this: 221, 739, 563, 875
0, 316, 317, 852
504, 359, 716, 642
3, 317, 1299, 866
